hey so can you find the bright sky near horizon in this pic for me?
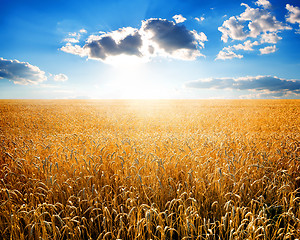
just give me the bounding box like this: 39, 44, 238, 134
0, 0, 300, 99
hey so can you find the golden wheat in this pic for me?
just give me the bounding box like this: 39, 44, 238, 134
0, 99, 299, 239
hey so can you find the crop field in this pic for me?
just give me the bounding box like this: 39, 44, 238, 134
0, 99, 299, 240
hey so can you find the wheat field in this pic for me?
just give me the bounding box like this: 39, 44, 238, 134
0, 100, 299, 240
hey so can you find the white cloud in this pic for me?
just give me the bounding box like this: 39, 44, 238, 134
218, 3, 290, 42
216, 40, 259, 60
61, 18, 207, 62
53, 73, 68, 82
218, 16, 247, 42
79, 29, 87, 33
260, 32, 282, 43
192, 30, 207, 48
216, 48, 243, 60
69, 32, 78, 37
217, 2, 291, 60
259, 45, 277, 54
286, 4, 300, 33
231, 40, 259, 51
286, 4, 300, 24
64, 29, 87, 44
239, 3, 290, 38
0, 57, 47, 85
195, 17, 205, 22
173, 14, 187, 23
255, 0, 271, 9
60, 43, 87, 56
63, 38, 79, 43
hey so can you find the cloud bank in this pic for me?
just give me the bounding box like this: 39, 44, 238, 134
185, 75, 300, 98
61, 18, 207, 63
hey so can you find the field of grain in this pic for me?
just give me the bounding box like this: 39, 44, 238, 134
0, 100, 299, 239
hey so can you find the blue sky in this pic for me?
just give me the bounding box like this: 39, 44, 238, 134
0, 0, 300, 99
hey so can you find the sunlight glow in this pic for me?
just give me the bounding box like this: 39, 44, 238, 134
105, 55, 147, 67
106, 56, 168, 99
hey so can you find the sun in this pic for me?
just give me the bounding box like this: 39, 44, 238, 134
107, 55, 167, 99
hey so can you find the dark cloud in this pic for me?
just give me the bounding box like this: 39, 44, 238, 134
61, 18, 207, 62
142, 18, 200, 53
83, 30, 143, 60
0, 57, 47, 85
185, 75, 300, 94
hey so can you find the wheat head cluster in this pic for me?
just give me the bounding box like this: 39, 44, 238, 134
0, 100, 299, 240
